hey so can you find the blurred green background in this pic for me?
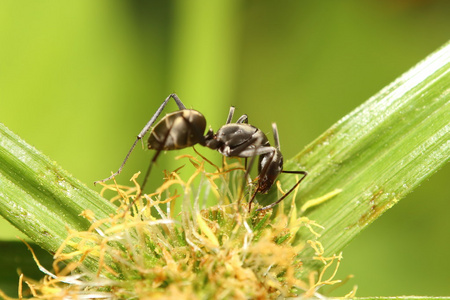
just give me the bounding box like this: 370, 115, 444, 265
0, 0, 449, 296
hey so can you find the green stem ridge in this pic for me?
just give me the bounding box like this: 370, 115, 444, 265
0, 123, 116, 253
286, 41, 450, 258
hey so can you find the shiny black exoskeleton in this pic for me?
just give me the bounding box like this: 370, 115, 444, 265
148, 109, 208, 150
95, 93, 307, 211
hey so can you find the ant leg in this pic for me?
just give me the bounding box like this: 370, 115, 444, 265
94, 94, 186, 184
129, 120, 175, 210
94, 138, 141, 184
236, 114, 248, 124
236, 144, 259, 209
136, 145, 164, 200
226, 106, 248, 124
234, 136, 266, 209
256, 170, 308, 211
247, 147, 278, 212
272, 123, 281, 150
253, 124, 308, 211
220, 131, 273, 157
248, 189, 258, 212
226, 106, 235, 124
138, 94, 186, 138
231, 145, 274, 157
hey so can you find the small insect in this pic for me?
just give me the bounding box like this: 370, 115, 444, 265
95, 93, 307, 211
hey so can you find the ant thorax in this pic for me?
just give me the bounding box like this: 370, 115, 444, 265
205, 123, 269, 158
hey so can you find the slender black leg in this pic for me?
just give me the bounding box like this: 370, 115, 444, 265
225, 136, 274, 157
255, 171, 308, 211
128, 120, 176, 212
247, 187, 258, 212
94, 94, 186, 184
249, 123, 308, 212
237, 151, 257, 209
234, 135, 265, 209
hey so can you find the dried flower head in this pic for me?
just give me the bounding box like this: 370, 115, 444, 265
13, 155, 348, 299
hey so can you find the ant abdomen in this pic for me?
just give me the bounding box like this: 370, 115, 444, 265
148, 109, 207, 150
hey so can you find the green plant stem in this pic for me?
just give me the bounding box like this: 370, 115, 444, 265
278, 41, 450, 264
0, 123, 116, 253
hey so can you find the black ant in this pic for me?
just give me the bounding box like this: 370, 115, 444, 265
95, 93, 307, 211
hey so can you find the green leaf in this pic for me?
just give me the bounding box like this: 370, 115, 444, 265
274, 41, 449, 265
0, 123, 117, 253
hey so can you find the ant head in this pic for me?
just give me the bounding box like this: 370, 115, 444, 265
257, 148, 283, 194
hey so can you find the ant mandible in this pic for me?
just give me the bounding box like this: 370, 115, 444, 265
95, 93, 307, 211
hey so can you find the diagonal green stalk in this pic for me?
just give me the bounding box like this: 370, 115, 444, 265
0, 123, 117, 253
273, 41, 449, 266
0, 40, 448, 287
